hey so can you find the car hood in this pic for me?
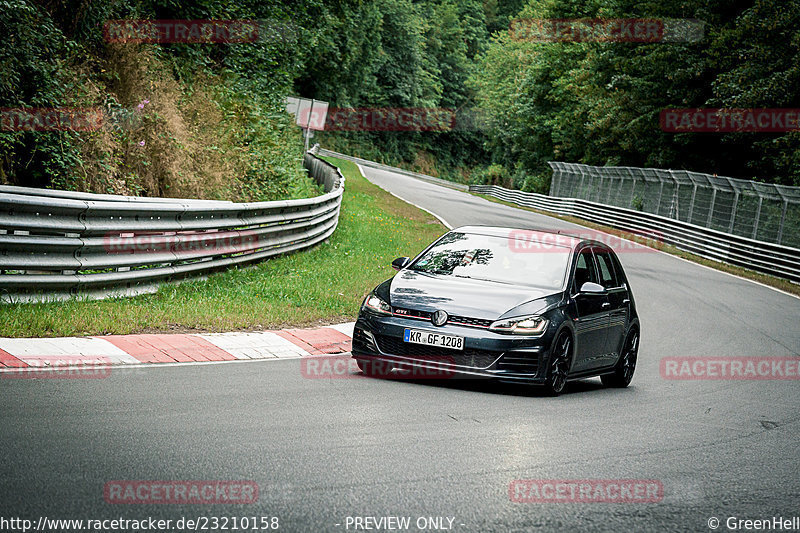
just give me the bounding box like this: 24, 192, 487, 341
387, 270, 561, 319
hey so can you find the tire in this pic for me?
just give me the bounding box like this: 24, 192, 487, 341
543, 331, 572, 396
356, 358, 394, 378
601, 329, 638, 388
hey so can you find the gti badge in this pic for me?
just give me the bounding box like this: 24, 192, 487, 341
432, 310, 448, 327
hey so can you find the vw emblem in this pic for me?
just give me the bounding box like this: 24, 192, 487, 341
432, 310, 448, 327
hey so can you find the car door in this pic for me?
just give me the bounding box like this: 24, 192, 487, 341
594, 247, 628, 367
569, 247, 610, 372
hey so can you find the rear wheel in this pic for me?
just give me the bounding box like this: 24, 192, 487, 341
544, 331, 572, 396
601, 329, 638, 388
356, 358, 394, 378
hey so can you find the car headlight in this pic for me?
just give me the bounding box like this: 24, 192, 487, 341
363, 294, 392, 315
489, 315, 548, 335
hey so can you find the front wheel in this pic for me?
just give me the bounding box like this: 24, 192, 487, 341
543, 331, 572, 396
601, 329, 638, 388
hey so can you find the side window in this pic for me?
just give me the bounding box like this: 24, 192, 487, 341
595, 250, 619, 289
609, 252, 627, 287
572, 248, 598, 293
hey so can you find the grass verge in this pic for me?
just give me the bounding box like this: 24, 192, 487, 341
473, 192, 800, 297
0, 157, 446, 337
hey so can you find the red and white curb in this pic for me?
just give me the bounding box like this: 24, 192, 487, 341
0, 322, 354, 372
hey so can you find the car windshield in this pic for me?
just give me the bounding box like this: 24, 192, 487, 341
409, 232, 570, 290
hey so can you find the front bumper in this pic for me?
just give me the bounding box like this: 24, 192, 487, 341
351, 313, 554, 384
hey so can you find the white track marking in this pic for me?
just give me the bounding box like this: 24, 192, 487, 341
0, 336, 140, 364
197, 331, 310, 359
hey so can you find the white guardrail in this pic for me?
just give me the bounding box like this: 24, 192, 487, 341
318, 149, 798, 283
0, 153, 344, 302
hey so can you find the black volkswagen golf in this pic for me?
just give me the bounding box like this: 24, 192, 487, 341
352, 226, 640, 395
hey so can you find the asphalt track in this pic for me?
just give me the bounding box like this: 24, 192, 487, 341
1, 164, 798, 532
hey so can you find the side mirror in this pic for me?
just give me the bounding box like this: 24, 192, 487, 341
391, 257, 410, 271
579, 281, 606, 294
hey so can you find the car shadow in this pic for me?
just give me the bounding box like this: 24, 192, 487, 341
363, 371, 609, 397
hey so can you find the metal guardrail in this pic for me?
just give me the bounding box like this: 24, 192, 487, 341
0, 153, 345, 302
549, 161, 800, 249
314, 148, 798, 282
470, 183, 800, 284
315, 147, 469, 191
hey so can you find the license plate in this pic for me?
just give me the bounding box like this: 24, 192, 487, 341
403, 329, 464, 350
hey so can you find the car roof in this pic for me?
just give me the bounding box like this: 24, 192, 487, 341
453, 225, 587, 247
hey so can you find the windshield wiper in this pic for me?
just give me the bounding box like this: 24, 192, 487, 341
410, 268, 452, 275
453, 274, 515, 285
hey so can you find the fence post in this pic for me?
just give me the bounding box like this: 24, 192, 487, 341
656, 178, 665, 216
628, 170, 638, 208
548, 163, 558, 196
616, 169, 627, 207
605, 169, 615, 205
596, 170, 605, 203
729, 190, 739, 233
686, 179, 697, 224
777, 199, 788, 245
578, 166, 587, 200
706, 187, 718, 228
752, 195, 763, 240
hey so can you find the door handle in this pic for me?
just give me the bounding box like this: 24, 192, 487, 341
601, 302, 610, 308
622, 299, 630, 304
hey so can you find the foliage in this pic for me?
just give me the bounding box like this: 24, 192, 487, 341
0, 0, 319, 200
2, 0, 797, 196
470, 0, 800, 186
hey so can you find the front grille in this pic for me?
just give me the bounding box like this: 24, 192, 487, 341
392, 308, 492, 329
374, 334, 498, 370
449, 315, 492, 328
497, 354, 540, 375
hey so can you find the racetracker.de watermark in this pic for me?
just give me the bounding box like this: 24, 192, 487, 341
1, 357, 112, 379
301, 355, 456, 379
660, 108, 800, 133
0, 107, 103, 132
509, 18, 704, 43
104, 481, 259, 504
661, 357, 800, 380
103, 231, 262, 257
508, 229, 664, 254
509, 479, 664, 503
103, 19, 296, 44
301, 107, 487, 132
